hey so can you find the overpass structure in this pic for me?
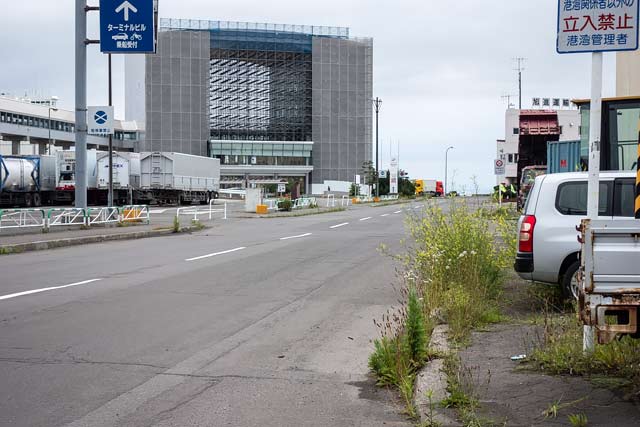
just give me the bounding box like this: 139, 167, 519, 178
0, 96, 142, 155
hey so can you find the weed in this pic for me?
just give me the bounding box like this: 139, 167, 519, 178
568, 413, 588, 427
418, 390, 442, 427
172, 216, 180, 233
190, 219, 205, 230
405, 287, 428, 364
529, 307, 640, 395
403, 200, 514, 342
370, 200, 514, 424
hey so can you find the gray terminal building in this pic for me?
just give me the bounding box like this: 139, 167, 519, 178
125, 19, 373, 193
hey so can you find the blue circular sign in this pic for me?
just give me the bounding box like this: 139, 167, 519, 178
94, 110, 108, 125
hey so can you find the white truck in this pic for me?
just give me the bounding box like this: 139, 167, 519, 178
579, 219, 640, 344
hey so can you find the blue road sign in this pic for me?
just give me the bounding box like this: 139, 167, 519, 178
94, 110, 109, 124
100, 0, 156, 53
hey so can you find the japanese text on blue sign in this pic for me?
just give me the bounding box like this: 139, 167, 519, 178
100, 0, 156, 53
557, 0, 639, 53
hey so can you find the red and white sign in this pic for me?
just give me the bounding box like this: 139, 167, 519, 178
557, 0, 639, 53
494, 159, 505, 175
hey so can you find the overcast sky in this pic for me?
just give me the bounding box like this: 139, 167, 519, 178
0, 0, 617, 192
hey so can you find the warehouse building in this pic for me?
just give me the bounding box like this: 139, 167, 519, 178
125, 19, 373, 193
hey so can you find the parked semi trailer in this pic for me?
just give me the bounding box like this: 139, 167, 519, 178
0, 155, 57, 207
138, 152, 220, 205
1, 151, 220, 207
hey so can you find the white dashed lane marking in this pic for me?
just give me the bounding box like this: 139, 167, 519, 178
185, 247, 246, 262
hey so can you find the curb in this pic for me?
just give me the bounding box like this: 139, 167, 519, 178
0, 228, 178, 255
414, 325, 461, 426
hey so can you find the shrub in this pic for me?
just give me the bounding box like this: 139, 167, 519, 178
278, 199, 293, 211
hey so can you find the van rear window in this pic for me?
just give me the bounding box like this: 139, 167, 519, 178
555, 181, 611, 216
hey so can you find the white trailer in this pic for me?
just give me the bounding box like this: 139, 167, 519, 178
138, 152, 220, 205
96, 152, 141, 189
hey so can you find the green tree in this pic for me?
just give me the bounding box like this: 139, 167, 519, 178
398, 178, 415, 197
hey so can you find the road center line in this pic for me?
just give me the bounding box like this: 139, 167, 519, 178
330, 222, 349, 229
280, 232, 312, 240
359, 217, 372, 221
185, 247, 246, 262
0, 279, 103, 301
394, 210, 402, 214
381, 213, 390, 217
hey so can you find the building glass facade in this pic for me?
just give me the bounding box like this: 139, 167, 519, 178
137, 19, 371, 189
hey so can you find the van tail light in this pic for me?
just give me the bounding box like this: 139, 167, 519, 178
518, 215, 536, 253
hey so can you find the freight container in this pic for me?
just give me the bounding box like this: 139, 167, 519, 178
138, 152, 220, 205
96, 152, 141, 189
0, 155, 57, 207
547, 140, 583, 174
56, 149, 98, 189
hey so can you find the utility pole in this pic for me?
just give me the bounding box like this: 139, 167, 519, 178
514, 57, 526, 110
373, 97, 382, 198
445, 146, 454, 196
75, 0, 88, 209
108, 53, 113, 207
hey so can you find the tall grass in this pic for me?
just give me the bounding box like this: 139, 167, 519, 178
530, 309, 640, 394
404, 201, 513, 342
369, 200, 516, 415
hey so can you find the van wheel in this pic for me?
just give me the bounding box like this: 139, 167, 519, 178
562, 261, 580, 300
24, 193, 33, 208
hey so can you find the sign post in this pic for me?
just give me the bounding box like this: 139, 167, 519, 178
390, 157, 399, 194
557, 0, 639, 352
494, 159, 505, 206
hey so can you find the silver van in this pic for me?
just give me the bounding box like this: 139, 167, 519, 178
514, 171, 637, 299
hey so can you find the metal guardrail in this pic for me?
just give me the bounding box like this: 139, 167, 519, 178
293, 197, 316, 209
341, 195, 351, 207
175, 201, 227, 221
120, 205, 150, 224
264, 199, 279, 211
209, 200, 227, 220
0, 208, 46, 230
326, 194, 336, 208
0, 205, 152, 233
47, 208, 86, 228
87, 207, 120, 226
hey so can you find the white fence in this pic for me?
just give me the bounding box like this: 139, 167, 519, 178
0, 209, 46, 230
326, 194, 336, 208
86, 207, 120, 226
47, 208, 86, 228
262, 197, 317, 211
0, 205, 151, 233
175, 201, 227, 221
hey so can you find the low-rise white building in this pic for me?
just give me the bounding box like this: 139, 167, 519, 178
496, 107, 580, 186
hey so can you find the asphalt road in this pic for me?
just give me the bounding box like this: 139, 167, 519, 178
0, 199, 439, 426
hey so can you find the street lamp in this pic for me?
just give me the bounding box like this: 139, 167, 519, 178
47, 106, 58, 155
372, 97, 382, 198
445, 146, 454, 196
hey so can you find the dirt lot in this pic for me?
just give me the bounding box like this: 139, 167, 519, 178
458, 275, 640, 426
